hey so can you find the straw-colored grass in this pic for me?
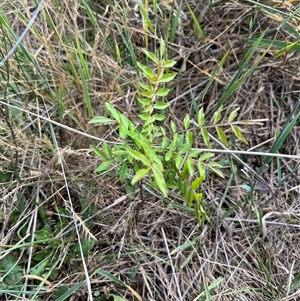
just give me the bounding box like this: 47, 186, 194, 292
1, 0, 300, 300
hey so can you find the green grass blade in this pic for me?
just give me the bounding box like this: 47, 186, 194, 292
81, 0, 97, 27
0, 13, 36, 68
260, 99, 300, 171
114, 21, 138, 69
248, 38, 300, 52
98, 269, 127, 286
186, 2, 205, 41
274, 40, 299, 58
55, 281, 86, 301
168, 0, 182, 45
196, 50, 229, 112
216, 29, 268, 109
135, 0, 154, 34
75, 36, 93, 118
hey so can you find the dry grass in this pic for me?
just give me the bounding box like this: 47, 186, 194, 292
1, 0, 300, 300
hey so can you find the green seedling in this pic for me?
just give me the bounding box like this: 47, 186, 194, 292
90, 39, 247, 224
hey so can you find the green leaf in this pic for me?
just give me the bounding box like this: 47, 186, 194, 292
213, 105, 223, 124
137, 97, 151, 106
131, 168, 151, 185
216, 126, 229, 147
153, 113, 165, 121
139, 82, 154, 92
144, 115, 156, 127
198, 152, 214, 162
143, 105, 154, 114
128, 121, 136, 133
160, 126, 167, 136
198, 107, 205, 126
152, 163, 168, 196
181, 158, 194, 179
34, 225, 53, 240
105, 102, 120, 122
161, 136, 169, 149
194, 200, 201, 224
119, 162, 128, 181
80, 240, 94, 257
153, 153, 163, 170
0, 170, 13, 182
139, 90, 154, 98
185, 130, 193, 148
191, 175, 205, 190
201, 128, 210, 148
94, 160, 113, 173
125, 146, 151, 166
183, 114, 190, 130
155, 88, 170, 97
130, 133, 141, 147
175, 154, 183, 169
159, 37, 166, 59
177, 133, 185, 147
164, 59, 177, 68
139, 135, 155, 159
170, 133, 179, 150
103, 142, 112, 158
208, 162, 223, 168
1, 254, 23, 285
231, 125, 248, 144
208, 166, 224, 178
121, 114, 133, 129
194, 200, 206, 224
197, 162, 205, 176
90, 145, 107, 160
183, 184, 193, 207
142, 48, 158, 63
170, 120, 177, 133
110, 295, 130, 301
137, 62, 156, 78
54, 285, 69, 299
138, 112, 150, 120
158, 73, 177, 83
89, 116, 114, 124
178, 143, 189, 154
165, 150, 173, 161
194, 192, 203, 201
228, 107, 240, 122
189, 149, 202, 158
112, 150, 127, 157
145, 75, 158, 84
119, 124, 128, 138
153, 101, 169, 109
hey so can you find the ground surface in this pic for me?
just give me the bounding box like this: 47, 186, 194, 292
1, 0, 300, 300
